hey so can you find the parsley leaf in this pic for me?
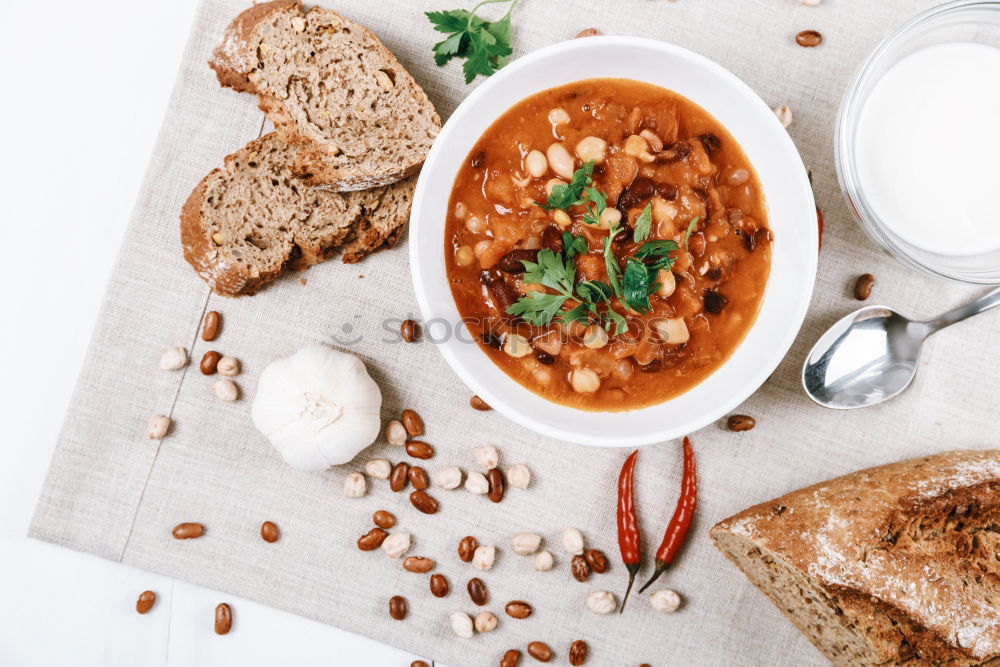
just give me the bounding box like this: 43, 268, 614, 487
581, 186, 607, 226
635, 239, 679, 271
559, 301, 591, 325
683, 216, 700, 249
603, 228, 624, 300
506, 292, 569, 327
521, 249, 575, 295
576, 280, 612, 303
427, 0, 517, 84
622, 257, 654, 314
539, 161, 594, 210
563, 232, 588, 258
605, 308, 629, 336
632, 203, 652, 242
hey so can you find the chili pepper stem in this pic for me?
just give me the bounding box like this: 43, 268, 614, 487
619, 563, 640, 613
637, 561, 668, 594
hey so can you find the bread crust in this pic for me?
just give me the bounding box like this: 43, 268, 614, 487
711, 450, 1000, 665
208, 0, 300, 93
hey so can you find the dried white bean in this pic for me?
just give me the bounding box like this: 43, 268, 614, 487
562, 527, 585, 555
364, 459, 391, 480
473, 445, 500, 469
546, 143, 575, 180
343, 472, 366, 498
509, 532, 542, 556
217, 356, 240, 377
148, 414, 170, 439
434, 465, 463, 490
649, 589, 682, 613
213, 379, 238, 402
450, 612, 475, 638
474, 611, 498, 633
472, 545, 496, 571
506, 463, 531, 490
385, 420, 407, 445
534, 550, 554, 571
465, 471, 489, 494
773, 105, 793, 129
586, 590, 617, 614
381, 531, 411, 558
525, 150, 548, 178
159, 347, 188, 371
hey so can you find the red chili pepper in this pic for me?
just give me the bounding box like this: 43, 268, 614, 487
817, 207, 824, 251
638, 437, 697, 593
616, 449, 640, 612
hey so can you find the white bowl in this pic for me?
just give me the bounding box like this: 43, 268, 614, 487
409, 36, 817, 447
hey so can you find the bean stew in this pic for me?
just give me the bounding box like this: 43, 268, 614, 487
444, 79, 772, 410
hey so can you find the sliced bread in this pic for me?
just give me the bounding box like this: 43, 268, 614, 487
710, 450, 1000, 666
181, 132, 414, 297
209, 0, 440, 191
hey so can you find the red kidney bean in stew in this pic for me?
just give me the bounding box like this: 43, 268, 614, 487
444, 79, 772, 411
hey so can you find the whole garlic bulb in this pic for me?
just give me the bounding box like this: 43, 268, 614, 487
251, 345, 382, 470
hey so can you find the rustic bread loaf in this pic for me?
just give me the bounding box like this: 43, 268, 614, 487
181, 133, 413, 297
209, 0, 440, 191
710, 450, 1000, 666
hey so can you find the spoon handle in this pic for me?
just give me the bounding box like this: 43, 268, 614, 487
922, 287, 1000, 336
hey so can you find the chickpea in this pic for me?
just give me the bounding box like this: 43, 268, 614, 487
583, 324, 609, 349
654, 318, 690, 345
639, 129, 663, 152
533, 331, 563, 356
533, 366, 553, 385
598, 207, 622, 230
575, 136, 608, 164
728, 168, 750, 186
525, 150, 548, 178
613, 358, 634, 382
504, 333, 532, 358
455, 245, 475, 267
553, 210, 572, 228
655, 269, 676, 297
570, 368, 601, 394
454, 201, 468, 220
623, 135, 655, 162
545, 178, 566, 196
546, 143, 575, 180
466, 215, 487, 234
548, 107, 570, 126
474, 239, 494, 264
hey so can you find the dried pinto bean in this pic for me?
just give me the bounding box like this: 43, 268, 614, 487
401, 409, 424, 436
403, 557, 435, 573
373, 510, 396, 529
467, 577, 489, 605
655, 182, 679, 201
584, 549, 608, 573
571, 554, 591, 582
698, 133, 721, 154
616, 177, 655, 214
505, 600, 533, 619
389, 595, 407, 620
854, 273, 875, 301
172, 523, 204, 539
727, 415, 756, 432
357, 527, 388, 551
656, 140, 691, 164
482, 270, 522, 319
501, 649, 523, 667
201, 311, 221, 341
796, 29, 823, 47
429, 573, 449, 597
470, 395, 492, 411
458, 535, 478, 562
703, 289, 728, 314
487, 468, 504, 503
406, 440, 434, 460
200, 351, 221, 375
408, 466, 430, 490
390, 462, 410, 492
527, 641, 553, 662
136, 590, 156, 614
498, 249, 539, 274
569, 640, 589, 666
260, 521, 280, 543
410, 490, 440, 514
214, 603, 232, 635
400, 319, 419, 343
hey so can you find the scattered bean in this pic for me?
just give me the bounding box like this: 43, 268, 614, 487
172, 523, 204, 539
401, 319, 419, 343
434, 466, 463, 490
430, 573, 450, 597
365, 459, 392, 480
373, 510, 396, 529
562, 527, 585, 555
506, 463, 531, 490
390, 462, 410, 492
469, 395, 491, 411
727, 415, 756, 432
796, 29, 823, 47
401, 409, 424, 437
473, 545, 496, 571
510, 533, 542, 556
468, 577, 489, 605
136, 591, 156, 614
389, 595, 407, 620
534, 550, 554, 571
854, 273, 875, 300
410, 490, 440, 514
569, 640, 588, 666
159, 347, 188, 370
202, 311, 221, 341
403, 556, 436, 573
343, 472, 366, 498
214, 603, 232, 635
571, 555, 591, 582
505, 600, 533, 619
260, 521, 279, 543
773, 105, 793, 129
526, 641, 552, 661
487, 468, 505, 503
386, 420, 407, 445
449, 612, 474, 638
148, 414, 170, 440
649, 589, 682, 613
501, 649, 523, 667
584, 549, 608, 574
357, 527, 388, 551
412, 662, 429, 667
465, 471, 489, 494
575, 27, 599, 38
586, 590, 617, 614
403, 466, 427, 491
212, 379, 238, 401
473, 445, 500, 469
381, 532, 411, 559
200, 350, 221, 375
458, 535, 479, 562
474, 611, 498, 633
406, 440, 434, 460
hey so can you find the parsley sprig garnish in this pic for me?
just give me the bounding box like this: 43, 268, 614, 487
538, 161, 595, 211
426, 0, 517, 84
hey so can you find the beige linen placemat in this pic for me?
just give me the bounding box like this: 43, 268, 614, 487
31, 0, 1000, 665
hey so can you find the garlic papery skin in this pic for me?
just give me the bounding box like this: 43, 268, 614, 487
251, 345, 382, 470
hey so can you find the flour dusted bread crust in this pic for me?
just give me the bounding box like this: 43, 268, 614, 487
181, 133, 413, 297
710, 450, 1000, 665
209, 0, 440, 191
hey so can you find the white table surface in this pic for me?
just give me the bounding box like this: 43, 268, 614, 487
0, 1, 432, 664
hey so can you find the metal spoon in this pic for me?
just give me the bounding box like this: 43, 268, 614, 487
803, 287, 1000, 409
